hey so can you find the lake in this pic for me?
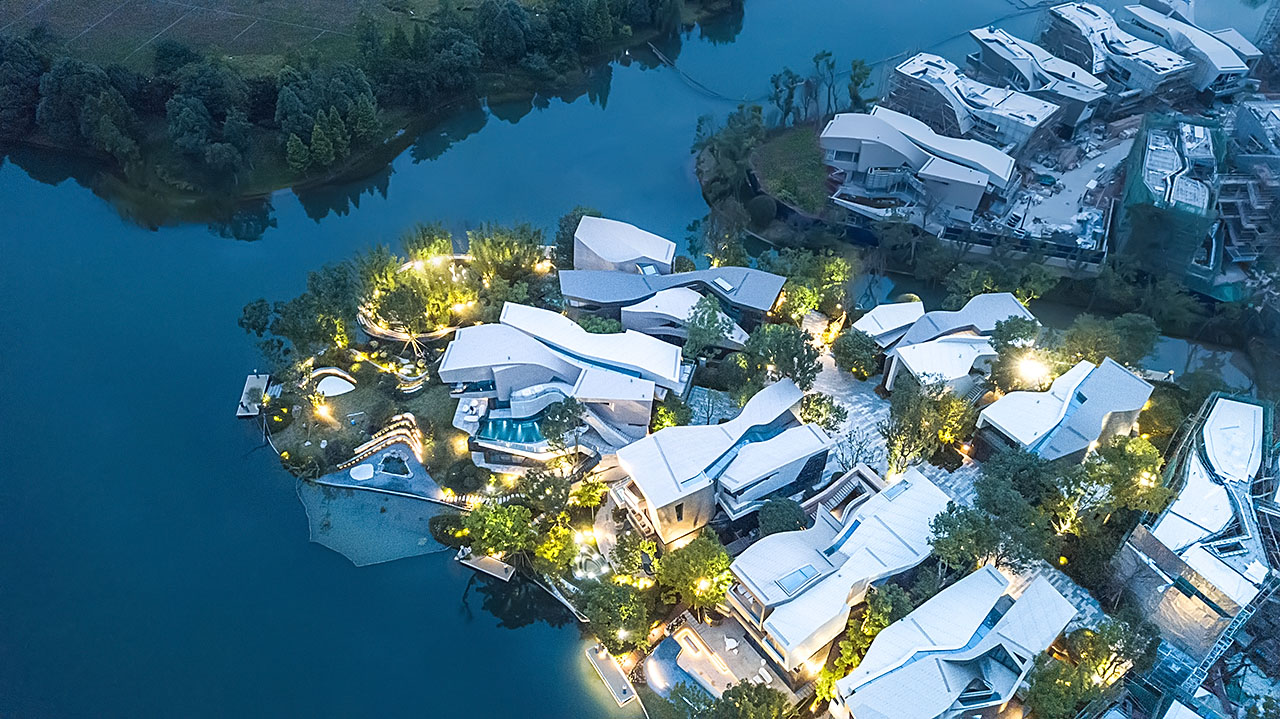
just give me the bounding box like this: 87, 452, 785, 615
0, 0, 1267, 715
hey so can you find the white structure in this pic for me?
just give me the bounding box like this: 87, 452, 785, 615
438, 303, 690, 471
967, 26, 1108, 130
560, 266, 785, 331
831, 566, 1076, 719
1117, 394, 1275, 689
1150, 398, 1269, 606
617, 380, 833, 544
1119, 4, 1256, 96
572, 216, 676, 275
1042, 3, 1194, 98
885, 52, 1062, 153
850, 301, 926, 348
820, 108, 1017, 235
728, 469, 950, 672
620, 287, 749, 351
883, 293, 1036, 391
977, 358, 1153, 462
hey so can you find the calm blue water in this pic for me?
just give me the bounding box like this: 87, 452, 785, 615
0, 0, 1267, 715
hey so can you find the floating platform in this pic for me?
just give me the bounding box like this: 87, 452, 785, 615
456, 548, 516, 582
236, 374, 271, 418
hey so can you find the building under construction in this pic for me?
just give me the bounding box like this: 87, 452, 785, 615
1114, 393, 1280, 693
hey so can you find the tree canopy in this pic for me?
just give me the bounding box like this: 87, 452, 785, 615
757, 498, 809, 536
831, 328, 878, 380
656, 532, 732, 610
580, 581, 649, 654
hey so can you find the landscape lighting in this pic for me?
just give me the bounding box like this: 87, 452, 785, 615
1018, 356, 1050, 384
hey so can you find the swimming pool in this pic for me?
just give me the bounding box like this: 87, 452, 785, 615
477, 417, 547, 445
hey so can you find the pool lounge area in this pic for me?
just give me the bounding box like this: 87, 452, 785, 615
476, 417, 547, 446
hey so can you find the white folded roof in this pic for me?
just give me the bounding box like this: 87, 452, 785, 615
871, 107, 1017, 189
892, 334, 994, 383
1123, 5, 1250, 75
618, 380, 804, 508
1203, 398, 1263, 484
499, 302, 683, 390
719, 424, 833, 493
981, 360, 1094, 446
731, 470, 950, 663
851, 301, 925, 347
574, 216, 676, 267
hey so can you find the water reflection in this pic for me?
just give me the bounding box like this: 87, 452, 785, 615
464, 572, 576, 630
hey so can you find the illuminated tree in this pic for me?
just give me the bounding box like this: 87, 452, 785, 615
799, 393, 847, 432
581, 581, 649, 654
463, 503, 535, 556
831, 329, 878, 380
655, 533, 731, 610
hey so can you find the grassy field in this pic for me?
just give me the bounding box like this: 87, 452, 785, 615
751, 125, 830, 216
0, 0, 489, 71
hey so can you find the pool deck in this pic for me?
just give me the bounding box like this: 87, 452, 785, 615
672, 613, 799, 704
587, 643, 638, 706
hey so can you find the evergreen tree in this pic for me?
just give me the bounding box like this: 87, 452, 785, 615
309, 123, 334, 167
327, 106, 349, 159
285, 133, 310, 173
273, 85, 312, 140
351, 93, 379, 142
387, 25, 412, 60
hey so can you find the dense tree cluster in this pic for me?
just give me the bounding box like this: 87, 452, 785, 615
0, 0, 708, 190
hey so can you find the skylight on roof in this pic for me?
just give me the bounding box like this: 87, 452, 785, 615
713, 277, 736, 292
776, 564, 819, 595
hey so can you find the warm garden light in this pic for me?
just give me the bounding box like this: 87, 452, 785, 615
1018, 356, 1050, 384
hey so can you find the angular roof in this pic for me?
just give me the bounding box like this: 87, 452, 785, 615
719, 424, 833, 493
969, 26, 1107, 92
1050, 2, 1192, 76
1148, 396, 1272, 607
1122, 4, 1250, 75
574, 216, 676, 268
980, 360, 1096, 447
982, 358, 1153, 460
730, 470, 950, 664
851, 301, 925, 346
894, 52, 1061, 128
837, 567, 1075, 719
1033, 358, 1153, 460
897, 292, 1034, 346
618, 380, 803, 508
560, 267, 785, 314
871, 107, 1017, 189
891, 335, 996, 384
822, 113, 931, 168
622, 287, 750, 346
499, 302, 683, 391
438, 323, 578, 379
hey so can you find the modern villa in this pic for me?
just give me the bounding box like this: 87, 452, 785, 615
727, 469, 950, 674
819, 107, 1018, 235
616, 380, 833, 545
850, 300, 926, 348
1115, 394, 1278, 690
830, 566, 1077, 719
572, 215, 677, 274
560, 265, 785, 331
1040, 2, 1194, 103
966, 26, 1108, 132
438, 302, 691, 471
976, 357, 1153, 462
882, 292, 1036, 392
1117, 4, 1258, 97
620, 287, 750, 352
883, 52, 1062, 154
